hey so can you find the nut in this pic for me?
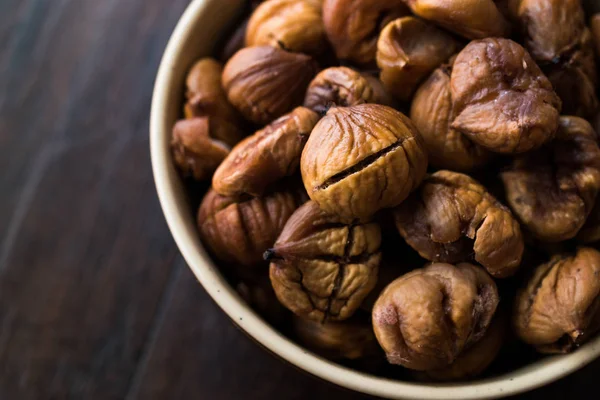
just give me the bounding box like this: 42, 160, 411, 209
213, 107, 320, 197
509, 0, 585, 62
450, 38, 561, 154
245, 0, 326, 56
420, 313, 505, 381
322, 0, 409, 65
170, 118, 230, 181
501, 116, 600, 242
410, 60, 491, 171
219, 17, 249, 62
405, 0, 509, 39
268, 201, 381, 321
372, 262, 499, 370
222, 46, 318, 125
514, 247, 600, 353
197, 188, 301, 267
183, 58, 245, 146
301, 104, 428, 222
544, 29, 598, 118
394, 170, 524, 278
509, 1, 597, 118
303, 67, 378, 114
578, 200, 600, 243
376, 17, 459, 102
292, 313, 378, 360
362, 73, 396, 108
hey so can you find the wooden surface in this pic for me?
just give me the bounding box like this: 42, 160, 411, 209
0, 0, 599, 399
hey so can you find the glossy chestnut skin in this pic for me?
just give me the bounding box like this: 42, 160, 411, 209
501, 116, 600, 242
213, 107, 319, 197
222, 46, 318, 125
322, 0, 409, 65
301, 104, 428, 222
245, 0, 327, 56
404, 0, 510, 40
514, 247, 600, 354
372, 262, 499, 370
197, 188, 301, 267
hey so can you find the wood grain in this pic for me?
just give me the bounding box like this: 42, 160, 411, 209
1, 0, 600, 399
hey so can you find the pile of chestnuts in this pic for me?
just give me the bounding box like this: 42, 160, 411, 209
170, 0, 600, 381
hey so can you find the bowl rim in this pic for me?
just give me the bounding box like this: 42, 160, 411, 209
150, 1, 600, 398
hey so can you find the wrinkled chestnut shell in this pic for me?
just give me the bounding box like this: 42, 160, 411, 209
514, 247, 600, 354
212, 107, 319, 197
303, 67, 378, 114
501, 116, 600, 242
372, 262, 499, 370
450, 38, 561, 154
222, 46, 318, 125
170, 118, 230, 181
322, 0, 409, 65
376, 16, 459, 102
410, 61, 491, 171
293, 313, 378, 360
269, 201, 381, 322
245, 0, 326, 55
301, 104, 428, 222
198, 188, 300, 267
394, 170, 524, 278
405, 0, 510, 40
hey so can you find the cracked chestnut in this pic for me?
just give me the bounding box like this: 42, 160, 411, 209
394, 170, 524, 278
514, 247, 600, 354
268, 201, 381, 322
372, 262, 499, 370
301, 104, 428, 222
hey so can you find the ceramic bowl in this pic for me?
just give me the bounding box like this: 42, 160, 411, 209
150, 1, 600, 398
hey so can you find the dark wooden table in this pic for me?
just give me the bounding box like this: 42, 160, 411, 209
1, 1, 599, 399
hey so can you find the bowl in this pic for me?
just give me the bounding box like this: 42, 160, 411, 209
150, 1, 600, 398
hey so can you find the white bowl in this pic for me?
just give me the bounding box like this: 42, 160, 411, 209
150, 1, 600, 398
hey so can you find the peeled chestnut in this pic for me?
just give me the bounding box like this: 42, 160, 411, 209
420, 314, 505, 381
268, 201, 381, 322
514, 247, 600, 354
404, 0, 510, 40
376, 17, 459, 102
322, 0, 409, 65
222, 46, 318, 125
184, 58, 245, 146
170, 118, 230, 181
245, 0, 326, 56
198, 188, 301, 267
501, 116, 600, 242
450, 38, 561, 154
213, 107, 319, 197
303, 67, 379, 114
301, 104, 428, 222
410, 58, 491, 171
394, 170, 524, 278
372, 262, 499, 370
